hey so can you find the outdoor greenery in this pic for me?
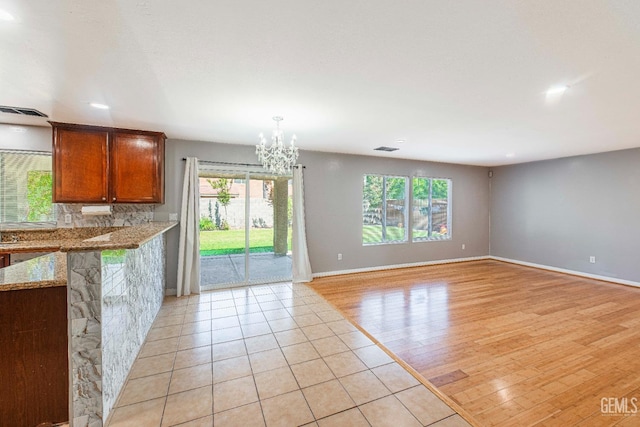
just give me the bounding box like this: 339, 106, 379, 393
363, 175, 408, 244
214, 201, 221, 229
102, 249, 127, 265
363, 175, 451, 244
200, 217, 216, 231
26, 170, 54, 221
200, 228, 292, 256
362, 225, 405, 243
363, 175, 407, 211
198, 177, 294, 256
362, 175, 449, 207
207, 178, 232, 229
362, 225, 446, 243
413, 177, 449, 200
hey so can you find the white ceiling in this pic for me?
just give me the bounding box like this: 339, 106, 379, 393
1, 1, 639, 166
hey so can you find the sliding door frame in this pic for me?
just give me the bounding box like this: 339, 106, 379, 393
199, 164, 292, 289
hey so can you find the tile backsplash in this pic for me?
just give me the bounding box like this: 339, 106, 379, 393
56, 204, 155, 228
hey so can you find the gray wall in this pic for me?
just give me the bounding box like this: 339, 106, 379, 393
8, 122, 638, 287
154, 139, 262, 291
301, 150, 490, 274
0, 124, 51, 151
490, 147, 640, 282
158, 139, 491, 291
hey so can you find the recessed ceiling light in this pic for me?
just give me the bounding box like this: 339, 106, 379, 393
395, 139, 406, 144
546, 85, 569, 96
90, 102, 110, 110
11, 126, 26, 133
506, 153, 515, 158
0, 9, 15, 21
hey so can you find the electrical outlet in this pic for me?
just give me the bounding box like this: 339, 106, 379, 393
462, 244, 466, 250
589, 256, 596, 264
169, 213, 178, 221
64, 213, 72, 224
337, 253, 342, 261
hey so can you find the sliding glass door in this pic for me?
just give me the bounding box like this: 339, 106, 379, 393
199, 169, 292, 289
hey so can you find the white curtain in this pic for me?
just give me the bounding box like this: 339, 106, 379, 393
292, 164, 312, 282
176, 157, 201, 297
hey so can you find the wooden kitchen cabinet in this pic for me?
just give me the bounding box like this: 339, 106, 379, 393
52, 125, 109, 203
0, 253, 10, 268
110, 131, 165, 203
51, 122, 165, 204
0, 286, 68, 426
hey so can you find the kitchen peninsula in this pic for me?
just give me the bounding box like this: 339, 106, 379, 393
0, 222, 177, 427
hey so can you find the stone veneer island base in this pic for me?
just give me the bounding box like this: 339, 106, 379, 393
68, 233, 168, 426
0, 222, 177, 427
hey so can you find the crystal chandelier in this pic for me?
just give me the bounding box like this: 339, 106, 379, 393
256, 116, 299, 175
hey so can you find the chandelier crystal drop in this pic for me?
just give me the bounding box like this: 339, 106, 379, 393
256, 116, 299, 175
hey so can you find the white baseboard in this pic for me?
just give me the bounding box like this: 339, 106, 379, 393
312, 255, 491, 278
166, 256, 639, 290
312, 255, 640, 289
489, 256, 640, 288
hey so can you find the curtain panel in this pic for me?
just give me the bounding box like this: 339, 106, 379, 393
176, 157, 201, 296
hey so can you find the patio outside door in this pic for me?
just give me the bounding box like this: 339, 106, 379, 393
199, 170, 292, 289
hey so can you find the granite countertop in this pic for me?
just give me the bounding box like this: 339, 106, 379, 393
0, 222, 178, 291
0, 222, 177, 253
0, 252, 67, 290
60, 222, 178, 252
0, 227, 120, 253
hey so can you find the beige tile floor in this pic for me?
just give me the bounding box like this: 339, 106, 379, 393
106, 282, 471, 427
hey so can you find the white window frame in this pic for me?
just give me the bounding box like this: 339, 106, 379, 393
362, 174, 409, 246
411, 176, 452, 242
0, 149, 56, 227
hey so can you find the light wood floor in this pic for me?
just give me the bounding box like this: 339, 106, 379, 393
310, 260, 640, 426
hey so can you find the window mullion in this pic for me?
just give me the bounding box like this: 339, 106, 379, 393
428, 179, 433, 239
381, 176, 387, 242
407, 178, 412, 242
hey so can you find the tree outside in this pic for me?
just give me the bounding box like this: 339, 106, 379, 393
363, 175, 408, 243
199, 177, 292, 256
26, 170, 54, 221
412, 178, 448, 200
207, 178, 232, 230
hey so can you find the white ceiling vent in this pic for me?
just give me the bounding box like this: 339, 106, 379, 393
0, 105, 48, 118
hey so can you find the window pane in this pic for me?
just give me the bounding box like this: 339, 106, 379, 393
412, 177, 451, 241
412, 177, 430, 240
431, 179, 450, 239
385, 177, 407, 242
0, 151, 55, 223
363, 175, 383, 244
363, 175, 407, 245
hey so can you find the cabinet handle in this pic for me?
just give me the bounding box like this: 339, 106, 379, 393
102, 197, 106, 201
113, 197, 116, 202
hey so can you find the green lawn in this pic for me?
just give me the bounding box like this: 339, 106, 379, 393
362, 225, 432, 243
200, 228, 292, 256
363, 225, 406, 243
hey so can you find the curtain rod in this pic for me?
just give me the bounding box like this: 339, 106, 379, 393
182, 158, 261, 167
181, 158, 305, 168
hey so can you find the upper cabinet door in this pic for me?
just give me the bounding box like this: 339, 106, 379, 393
51, 122, 166, 204
53, 127, 109, 203
110, 132, 165, 203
